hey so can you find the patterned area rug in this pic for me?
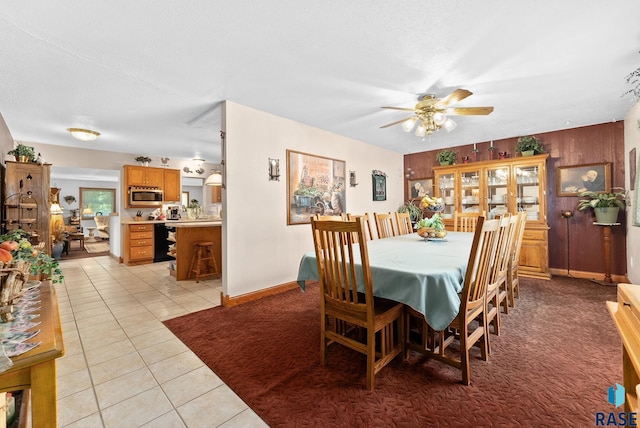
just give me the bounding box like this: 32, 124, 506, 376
164, 277, 620, 427
84, 241, 110, 254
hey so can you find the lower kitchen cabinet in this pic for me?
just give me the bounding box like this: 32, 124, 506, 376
123, 223, 154, 265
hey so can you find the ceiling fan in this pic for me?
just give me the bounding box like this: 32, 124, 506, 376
380, 89, 494, 137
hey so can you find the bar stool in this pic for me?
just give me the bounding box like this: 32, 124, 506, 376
189, 241, 220, 283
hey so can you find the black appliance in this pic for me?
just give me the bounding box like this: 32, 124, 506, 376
153, 223, 175, 262
129, 186, 163, 207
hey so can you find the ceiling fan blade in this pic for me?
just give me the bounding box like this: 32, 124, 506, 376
445, 106, 494, 116
436, 89, 473, 108
379, 116, 415, 129
381, 106, 415, 112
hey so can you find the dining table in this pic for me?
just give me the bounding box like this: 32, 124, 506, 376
296, 231, 474, 331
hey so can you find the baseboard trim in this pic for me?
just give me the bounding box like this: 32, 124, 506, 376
549, 268, 629, 284
221, 281, 306, 307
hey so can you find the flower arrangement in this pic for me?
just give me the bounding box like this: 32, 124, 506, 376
371, 169, 387, 176
0, 229, 63, 283
419, 195, 444, 211
436, 150, 456, 165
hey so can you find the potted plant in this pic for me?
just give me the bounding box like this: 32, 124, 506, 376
134, 156, 152, 166
436, 149, 457, 166
577, 187, 626, 223
515, 136, 544, 156
397, 201, 423, 223
51, 227, 67, 260
7, 144, 36, 163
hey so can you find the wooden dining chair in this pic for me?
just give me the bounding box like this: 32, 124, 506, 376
395, 211, 413, 236
311, 217, 405, 390
346, 213, 374, 241
406, 216, 500, 385
315, 214, 345, 221
374, 212, 396, 239
453, 211, 483, 232
507, 212, 528, 307
485, 214, 513, 344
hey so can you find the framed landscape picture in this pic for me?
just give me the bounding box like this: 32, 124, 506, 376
286, 150, 346, 225
556, 162, 610, 197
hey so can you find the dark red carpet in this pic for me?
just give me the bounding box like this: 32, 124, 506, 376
163, 276, 621, 427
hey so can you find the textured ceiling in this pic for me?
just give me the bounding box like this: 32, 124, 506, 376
1, 1, 639, 166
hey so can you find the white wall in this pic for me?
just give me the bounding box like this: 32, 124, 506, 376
625, 101, 640, 283
223, 101, 403, 298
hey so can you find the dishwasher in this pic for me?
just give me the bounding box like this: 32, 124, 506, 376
153, 223, 175, 262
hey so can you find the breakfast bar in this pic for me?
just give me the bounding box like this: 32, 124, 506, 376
169, 221, 222, 281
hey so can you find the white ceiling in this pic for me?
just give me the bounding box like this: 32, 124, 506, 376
1, 1, 639, 166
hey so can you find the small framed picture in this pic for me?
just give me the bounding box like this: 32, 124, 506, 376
407, 178, 433, 199
556, 162, 610, 197
372, 173, 386, 201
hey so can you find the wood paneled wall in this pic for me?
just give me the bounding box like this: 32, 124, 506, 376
404, 121, 626, 277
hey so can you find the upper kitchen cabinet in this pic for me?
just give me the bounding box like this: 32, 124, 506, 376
125, 165, 164, 187
163, 169, 181, 202
211, 185, 221, 203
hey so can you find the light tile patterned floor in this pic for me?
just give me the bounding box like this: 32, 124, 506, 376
55, 256, 268, 428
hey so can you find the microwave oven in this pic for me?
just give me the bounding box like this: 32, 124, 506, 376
129, 187, 163, 207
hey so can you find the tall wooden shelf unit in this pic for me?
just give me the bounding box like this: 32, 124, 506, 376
433, 154, 550, 279
2, 161, 51, 253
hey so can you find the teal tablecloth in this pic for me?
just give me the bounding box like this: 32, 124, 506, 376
296, 232, 474, 331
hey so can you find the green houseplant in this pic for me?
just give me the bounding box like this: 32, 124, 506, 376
397, 201, 423, 223
577, 187, 626, 223
436, 149, 456, 165
7, 144, 36, 163
515, 136, 544, 156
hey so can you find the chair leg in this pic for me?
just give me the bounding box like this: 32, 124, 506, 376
366, 329, 375, 390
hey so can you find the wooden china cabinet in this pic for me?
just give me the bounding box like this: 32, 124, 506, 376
433, 154, 550, 279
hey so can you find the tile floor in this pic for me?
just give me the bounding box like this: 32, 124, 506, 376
55, 256, 268, 427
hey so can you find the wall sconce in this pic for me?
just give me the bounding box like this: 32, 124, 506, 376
349, 171, 358, 187
269, 158, 280, 181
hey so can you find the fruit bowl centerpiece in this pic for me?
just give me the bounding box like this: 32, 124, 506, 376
420, 195, 444, 212
414, 213, 447, 239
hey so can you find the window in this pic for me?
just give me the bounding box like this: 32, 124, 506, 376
79, 187, 115, 219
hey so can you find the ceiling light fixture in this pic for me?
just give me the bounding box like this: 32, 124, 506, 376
67, 128, 100, 141
401, 106, 458, 137
205, 162, 224, 187
193, 157, 205, 167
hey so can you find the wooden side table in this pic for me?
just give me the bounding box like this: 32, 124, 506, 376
593, 222, 621, 285
0, 281, 65, 427
68, 232, 85, 250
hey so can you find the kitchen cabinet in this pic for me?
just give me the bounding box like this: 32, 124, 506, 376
433, 154, 550, 279
123, 223, 154, 265
211, 185, 222, 203
124, 165, 164, 187
2, 161, 51, 253
163, 169, 181, 202
170, 223, 222, 281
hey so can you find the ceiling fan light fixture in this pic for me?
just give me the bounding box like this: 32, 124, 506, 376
401, 117, 417, 132
443, 118, 457, 132
415, 125, 427, 137
67, 128, 100, 141
433, 112, 447, 126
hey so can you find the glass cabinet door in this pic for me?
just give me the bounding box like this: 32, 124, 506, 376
486, 166, 509, 219
460, 169, 481, 214
514, 164, 541, 222
436, 172, 455, 219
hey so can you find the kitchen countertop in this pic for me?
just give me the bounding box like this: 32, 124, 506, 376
121, 218, 221, 225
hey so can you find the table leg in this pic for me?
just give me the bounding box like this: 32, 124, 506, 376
30, 360, 57, 427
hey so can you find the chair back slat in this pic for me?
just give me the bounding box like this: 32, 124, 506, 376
374, 212, 396, 239
460, 217, 499, 308
395, 211, 413, 235
346, 213, 374, 242
489, 214, 513, 284
454, 212, 483, 232
311, 218, 373, 308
